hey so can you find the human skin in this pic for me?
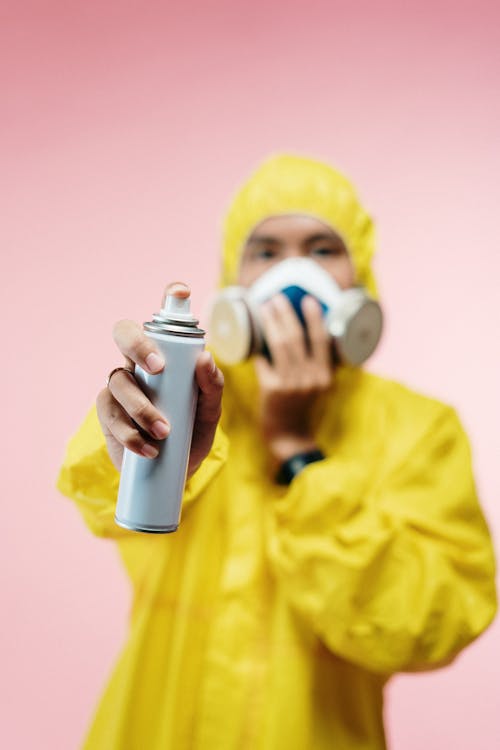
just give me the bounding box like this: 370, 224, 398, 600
96, 282, 224, 474
237, 214, 356, 463
97, 214, 355, 473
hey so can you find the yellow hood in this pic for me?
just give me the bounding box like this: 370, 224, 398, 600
221, 153, 378, 296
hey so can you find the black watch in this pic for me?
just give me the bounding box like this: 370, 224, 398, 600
275, 449, 326, 486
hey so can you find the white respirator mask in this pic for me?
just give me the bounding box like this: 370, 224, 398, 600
207, 257, 383, 366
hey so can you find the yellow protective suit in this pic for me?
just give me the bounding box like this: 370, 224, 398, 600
58, 155, 497, 750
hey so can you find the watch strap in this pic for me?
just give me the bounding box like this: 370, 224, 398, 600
275, 448, 326, 486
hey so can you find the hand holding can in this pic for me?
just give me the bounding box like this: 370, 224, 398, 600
96, 282, 224, 533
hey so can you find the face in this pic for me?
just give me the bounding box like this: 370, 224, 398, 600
237, 214, 356, 289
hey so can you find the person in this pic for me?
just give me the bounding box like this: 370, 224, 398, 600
58, 154, 497, 750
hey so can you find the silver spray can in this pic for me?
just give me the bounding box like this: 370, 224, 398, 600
115, 290, 205, 533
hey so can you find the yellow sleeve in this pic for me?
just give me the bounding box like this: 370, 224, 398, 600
266, 406, 497, 674
57, 405, 228, 539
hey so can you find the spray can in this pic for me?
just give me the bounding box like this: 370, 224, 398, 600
115, 290, 205, 533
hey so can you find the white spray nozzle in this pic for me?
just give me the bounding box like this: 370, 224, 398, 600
163, 293, 190, 314
158, 286, 197, 323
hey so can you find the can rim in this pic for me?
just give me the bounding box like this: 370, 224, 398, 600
144, 321, 205, 337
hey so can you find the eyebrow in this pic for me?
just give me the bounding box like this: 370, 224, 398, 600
245, 234, 282, 246
304, 233, 344, 246
245, 232, 345, 247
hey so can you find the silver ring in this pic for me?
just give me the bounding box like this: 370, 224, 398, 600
106, 366, 135, 387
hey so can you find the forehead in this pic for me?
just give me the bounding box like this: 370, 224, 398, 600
246, 214, 342, 243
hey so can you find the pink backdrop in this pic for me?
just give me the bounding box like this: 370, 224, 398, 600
2, 1, 499, 748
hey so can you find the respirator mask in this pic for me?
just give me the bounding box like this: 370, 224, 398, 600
208, 257, 383, 366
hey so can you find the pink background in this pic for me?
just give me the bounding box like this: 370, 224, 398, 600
2, 1, 499, 748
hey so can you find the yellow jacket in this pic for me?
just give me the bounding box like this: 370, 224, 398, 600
57, 363, 496, 750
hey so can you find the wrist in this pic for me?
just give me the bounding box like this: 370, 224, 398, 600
267, 435, 319, 464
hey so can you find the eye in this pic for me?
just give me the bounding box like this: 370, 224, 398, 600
310, 245, 343, 257
255, 247, 278, 260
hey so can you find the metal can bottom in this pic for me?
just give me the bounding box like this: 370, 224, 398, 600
114, 515, 179, 534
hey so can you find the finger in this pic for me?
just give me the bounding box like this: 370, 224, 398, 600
97, 387, 160, 459
253, 353, 274, 380
301, 295, 331, 369
272, 294, 306, 345
194, 351, 224, 423
260, 295, 307, 370
113, 320, 165, 374
107, 369, 170, 440
161, 281, 191, 306
259, 302, 290, 371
